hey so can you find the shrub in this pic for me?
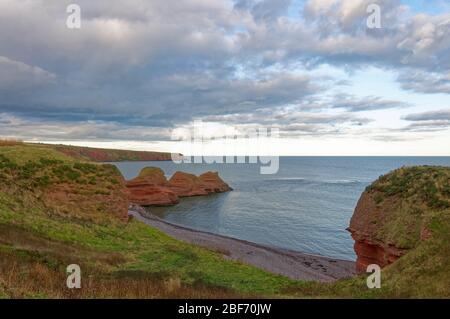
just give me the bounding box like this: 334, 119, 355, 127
66, 169, 82, 181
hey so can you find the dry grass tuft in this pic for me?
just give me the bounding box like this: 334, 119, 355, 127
0, 139, 23, 147
0, 252, 247, 299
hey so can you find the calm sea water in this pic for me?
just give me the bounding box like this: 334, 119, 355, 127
113, 157, 450, 261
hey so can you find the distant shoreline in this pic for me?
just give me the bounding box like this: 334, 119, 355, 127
129, 206, 356, 282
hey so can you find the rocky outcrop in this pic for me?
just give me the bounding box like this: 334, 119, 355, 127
126, 180, 179, 206
199, 172, 233, 193
126, 167, 179, 206
0, 153, 131, 221
137, 167, 169, 185
168, 172, 209, 197
126, 167, 232, 206
348, 166, 450, 273
347, 192, 407, 273
168, 171, 232, 197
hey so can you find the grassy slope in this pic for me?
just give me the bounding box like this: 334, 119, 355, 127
0, 144, 294, 298
361, 167, 450, 297
47, 143, 175, 162
367, 166, 450, 248
0, 144, 448, 298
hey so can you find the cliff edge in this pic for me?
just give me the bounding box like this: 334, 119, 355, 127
348, 166, 450, 273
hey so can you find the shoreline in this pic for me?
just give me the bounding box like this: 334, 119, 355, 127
129, 206, 356, 282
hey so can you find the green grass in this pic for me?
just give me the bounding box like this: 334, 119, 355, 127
0, 204, 293, 295
365, 166, 450, 249
138, 167, 165, 177
367, 166, 450, 210
282, 208, 449, 299
46, 143, 174, 162
0, 289, 8, 299
0, 144, 449, 298
0, 144, 74, 165
0, 144, 294, 297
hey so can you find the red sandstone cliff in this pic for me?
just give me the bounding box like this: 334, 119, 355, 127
347, 166, 450, 273
347, 190, 407, 273
54, 144, 179, 162
199, 172, 232, 193
39, 163, 130, 221
168, 172, 209, 197
126, 167, 232, 206
126, 167, 179, 206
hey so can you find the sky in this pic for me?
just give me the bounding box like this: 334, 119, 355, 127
0, 0, 449, 155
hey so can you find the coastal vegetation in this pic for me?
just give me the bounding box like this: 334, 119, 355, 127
344, 166, 450, 297
0, 143, 291, 298
0, 142, 448, 298
0, 139, 24, 147
53, 144, 176, 162
0, 141, 175, 162
125, 167, 232, 206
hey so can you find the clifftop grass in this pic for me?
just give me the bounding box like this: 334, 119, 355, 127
346, 166, 449, 297
139, 167, 165, 177
0, 144, 448, 298
0, 145, 127, 222
367, 166, 450, 210
365, 166, 450, 249
51, 144, 174, 162
0, 144, 293, 298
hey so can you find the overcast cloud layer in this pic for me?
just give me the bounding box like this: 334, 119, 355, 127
0, 0, 449, 153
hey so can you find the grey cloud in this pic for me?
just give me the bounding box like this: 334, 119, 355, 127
0, 0, 448, 143
303, 0, 404, 33
0, 71, 320, 128
244, 0, 450, 75
370, 135, 420, 142
0, 0, 321, 130
199, 105, 372, 138
403, 109, 450, 121
401, 120, 450, 132
0, 56, 56, 90
400, 109, 450, 132
398, 70, 450, 94
332, 94, 410, 112
0, 114, 173, 142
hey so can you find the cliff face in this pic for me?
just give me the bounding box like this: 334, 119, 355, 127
126, 181, 179, 206
126, 167, 179, 206
348, 166, 450, 273
168, 172, 209, 197
41, 164, 129, 221
348, 192, 407, 272
126, 167, 232, 206
199, 172, 232, 193
0, 147, 129, 222
53, 144, 179, 162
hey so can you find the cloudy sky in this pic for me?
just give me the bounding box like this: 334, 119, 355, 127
1, 0, 449, 155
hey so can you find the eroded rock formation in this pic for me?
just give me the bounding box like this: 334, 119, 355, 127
168, 172, 209, 197
199, 171, 232, 193
348, 191, 407, 273
126, 167, 179, 206
126, 167, 232, 206
348, 166, 450, 273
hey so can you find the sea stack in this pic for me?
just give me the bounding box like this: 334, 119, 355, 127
126, 167, 232, 206
198, 171, 233, 193
168, 171, 209, 197
126, 167, 179, 206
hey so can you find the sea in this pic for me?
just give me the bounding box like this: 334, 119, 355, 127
113, 157, 450, 261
